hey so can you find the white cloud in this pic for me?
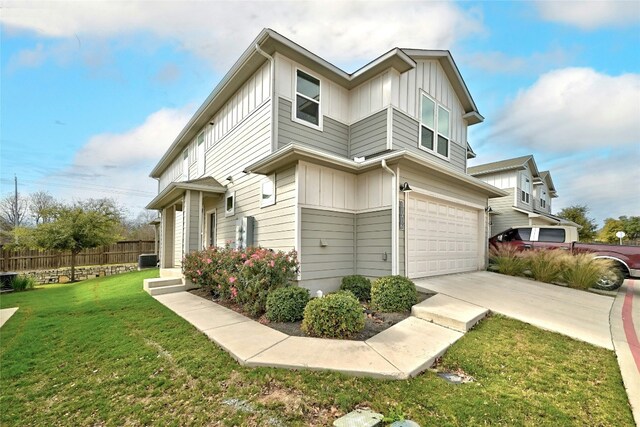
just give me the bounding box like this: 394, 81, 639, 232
488, 67, 640, 152
44, 106, 194, 214
536, 1, 640, 30
550, 149, 640, 224
462, 48, 572, 75
6, 42, 46, 71
1, 0, 484, 70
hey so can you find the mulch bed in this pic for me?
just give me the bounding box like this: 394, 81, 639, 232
189, 287, 433, 341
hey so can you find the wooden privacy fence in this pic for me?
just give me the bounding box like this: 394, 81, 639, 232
0, 240, 156, 272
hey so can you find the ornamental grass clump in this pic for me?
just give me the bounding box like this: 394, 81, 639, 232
183, 246, 298, 317
10, 275, 36, 292
561, 253, 614, 290
339, 275, 371, 302
266, 286, 309, 322
489, 245, 527, 277
370, 275, 417, 313
301, 292, 365, 338
524, 249, 567, 284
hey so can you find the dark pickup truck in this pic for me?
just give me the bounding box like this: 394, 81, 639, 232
490, 226, 640, 289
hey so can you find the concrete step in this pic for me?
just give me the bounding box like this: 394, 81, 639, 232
144, 277, 183, 289
411, 294, 488, 332
147, 284, 187, 296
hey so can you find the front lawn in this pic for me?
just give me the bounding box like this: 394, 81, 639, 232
0, 270, 634, 426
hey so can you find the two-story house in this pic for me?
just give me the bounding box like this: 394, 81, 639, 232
146, 29, 506, 293
468, 155, 578, 236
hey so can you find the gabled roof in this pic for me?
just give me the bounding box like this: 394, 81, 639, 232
537, 171, 558, 196
466, 142, 476, 159
146, 177, 226, 210
150, 28, 483, 178
468, 155, 539, 177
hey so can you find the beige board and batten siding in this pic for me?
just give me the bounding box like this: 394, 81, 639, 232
487, 189, 523, 236
392, 108, 466, 173
349, 109, 388, 158
300, 208, 355, 292
298, 161, 392, 212
356, 209, 392, 277
277, 98, 349, 157
157, 62, 271, 192
274, 53, 350, 123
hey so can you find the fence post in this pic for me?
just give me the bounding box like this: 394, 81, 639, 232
2, 248, 8, 272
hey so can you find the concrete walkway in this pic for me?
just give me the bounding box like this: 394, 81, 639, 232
413, 271, 615, 350
153, 292, 483, 379
610, 279, 640, 426
0, 307, 19, 328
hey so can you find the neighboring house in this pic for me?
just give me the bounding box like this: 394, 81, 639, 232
147, 28, 506, 293
468, 155, 578, 236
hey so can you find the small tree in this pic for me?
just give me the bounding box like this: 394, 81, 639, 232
557, 205, 597, 241
29, 191, 58, 225
31, 199, 122, 281
599, 216, 640, 243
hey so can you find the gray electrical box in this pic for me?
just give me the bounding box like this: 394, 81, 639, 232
235, 216, 255, 249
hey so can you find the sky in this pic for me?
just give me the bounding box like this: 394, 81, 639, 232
1, 0, 639, 225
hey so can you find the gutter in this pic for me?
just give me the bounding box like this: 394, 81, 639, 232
381, 159, 398, 275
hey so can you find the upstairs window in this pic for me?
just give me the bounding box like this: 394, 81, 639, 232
520, 174, 531, 204
420, 93, 450, 159
540, 190, 547, 209
197, 132, 205, 177
182, 149, 189, 181
295, 70, 320, 127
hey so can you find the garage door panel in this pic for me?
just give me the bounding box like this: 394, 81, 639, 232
408, 193, 481, 278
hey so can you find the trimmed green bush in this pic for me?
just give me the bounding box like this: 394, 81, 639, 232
10, 275, 36, 292
266, 286, 309, 322
301, 293, 365, 338
339, 275, 371, 301
489, 245, 527, 276
370, 275, 417, 313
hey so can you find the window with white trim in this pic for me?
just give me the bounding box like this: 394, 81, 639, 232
197, 132, 205, 177
182, 149, 189, 181
520, 174, 531, 204
419, 93, 450, 158
261, 174, 275, 207
295, 70, 320, 126
540, 189, 547, 209
225, 191, 235, 217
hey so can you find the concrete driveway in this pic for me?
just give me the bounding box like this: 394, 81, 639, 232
413, 271, 614, 350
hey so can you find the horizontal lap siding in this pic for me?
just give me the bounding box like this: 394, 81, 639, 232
400, 163, 487, 208
489, 190, 527, 236
216, 166, 296, 252
356, 209, 392, 277
278, 98, 349, 157
301, 208, 355, 280
349, 109, 388, 158
392, 109, 465, 173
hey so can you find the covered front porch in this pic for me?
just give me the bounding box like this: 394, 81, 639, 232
146, 177, 226, 270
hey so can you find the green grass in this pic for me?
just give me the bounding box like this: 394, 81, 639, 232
0, 270, 634, 426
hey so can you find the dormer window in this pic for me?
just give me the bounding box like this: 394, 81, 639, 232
521, 174, 531, 204
295, 70, 321, 127
419, 93, 449, 159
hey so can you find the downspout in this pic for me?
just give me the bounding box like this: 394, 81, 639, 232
381, 159, 398, 275
255, 44, 277, 152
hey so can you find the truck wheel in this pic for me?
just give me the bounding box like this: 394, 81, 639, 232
594, 268, 624, 291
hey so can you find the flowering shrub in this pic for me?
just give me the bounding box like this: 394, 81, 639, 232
183, 246, 299, 316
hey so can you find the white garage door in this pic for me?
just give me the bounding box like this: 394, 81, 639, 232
407, 194, 481, 278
